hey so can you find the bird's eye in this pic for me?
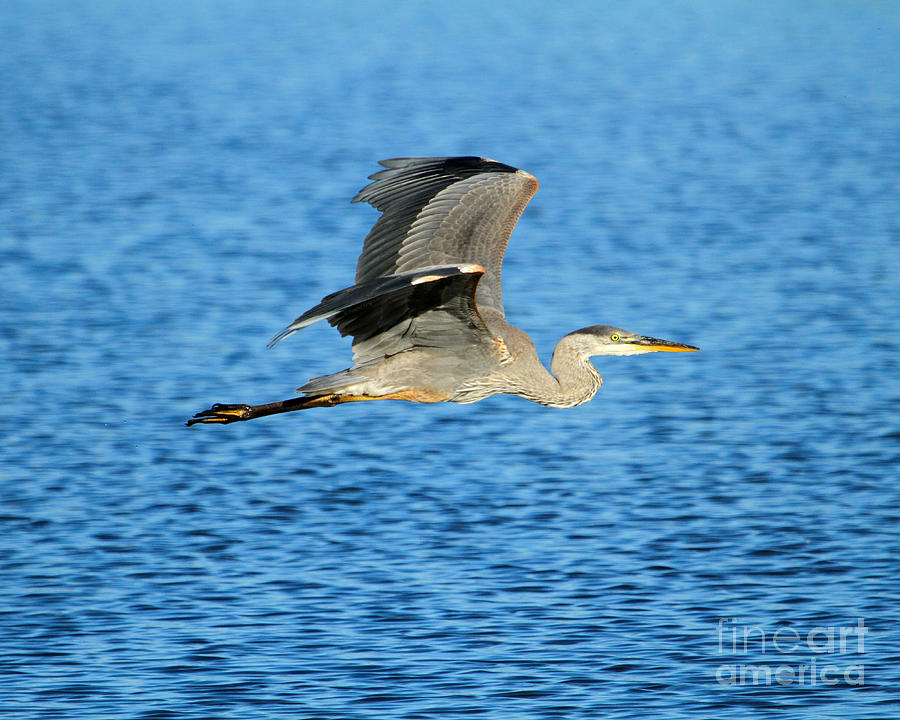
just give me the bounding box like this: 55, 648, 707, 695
610, 333, 619, 342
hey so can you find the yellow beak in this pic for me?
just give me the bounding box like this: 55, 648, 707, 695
632, 336, 699, 352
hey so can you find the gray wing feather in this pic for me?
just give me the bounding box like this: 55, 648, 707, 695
353, 157, 539, 316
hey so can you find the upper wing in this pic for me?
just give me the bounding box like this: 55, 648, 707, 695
353, 157, 539, 316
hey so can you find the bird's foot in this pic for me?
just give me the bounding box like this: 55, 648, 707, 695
186, 403, 253, 426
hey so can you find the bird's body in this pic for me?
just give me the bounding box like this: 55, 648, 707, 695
300, 314, 599, 409
188, 157, 697, 425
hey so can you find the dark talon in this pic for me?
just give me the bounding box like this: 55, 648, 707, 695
186, 403, 252, 426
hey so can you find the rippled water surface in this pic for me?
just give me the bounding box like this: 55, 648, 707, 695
3, 1, 900, 718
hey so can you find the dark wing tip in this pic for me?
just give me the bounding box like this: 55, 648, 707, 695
439, 156, 520, 174
378, 156, 520, 174
352, 156, 521, 204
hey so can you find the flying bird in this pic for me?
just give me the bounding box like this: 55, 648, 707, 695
188, 157, 697, 425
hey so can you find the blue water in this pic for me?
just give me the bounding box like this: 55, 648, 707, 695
3, 1, 899, 718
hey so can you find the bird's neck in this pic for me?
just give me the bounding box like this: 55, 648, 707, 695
529, 335, 603, 408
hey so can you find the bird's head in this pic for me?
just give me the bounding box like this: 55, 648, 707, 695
565, 325, 699, 357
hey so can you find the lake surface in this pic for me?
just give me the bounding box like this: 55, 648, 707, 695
2, 1, 899, 718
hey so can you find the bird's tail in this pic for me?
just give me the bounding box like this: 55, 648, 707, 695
297, 365, 374, 397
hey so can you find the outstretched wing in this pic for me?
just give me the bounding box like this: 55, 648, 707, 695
353, 157, 539, 316
269, 264, 506, 364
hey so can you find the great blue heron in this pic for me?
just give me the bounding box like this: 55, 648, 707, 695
188, 157, 697, 425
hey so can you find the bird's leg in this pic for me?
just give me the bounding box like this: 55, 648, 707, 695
186, 389, 452, 426
186, 394, 347, 426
